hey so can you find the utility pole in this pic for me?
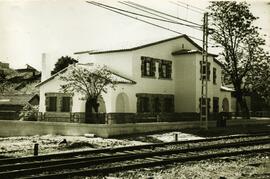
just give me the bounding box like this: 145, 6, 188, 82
200, 12, 209, 129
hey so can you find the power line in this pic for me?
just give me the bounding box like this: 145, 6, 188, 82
177, 1, 206, 13
86, 1, 217, 46
119, 1, 202, 31
170, 1, 204, 14
88, 1, 202, 30
87, 1, 185, 35
124, 1, 202, 27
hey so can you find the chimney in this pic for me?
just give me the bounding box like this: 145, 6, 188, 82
41, 53, 50, 81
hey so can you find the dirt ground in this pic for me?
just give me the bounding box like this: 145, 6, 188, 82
0, 124, 269, 178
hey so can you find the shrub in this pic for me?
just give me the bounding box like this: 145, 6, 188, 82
19, 104, 38, 121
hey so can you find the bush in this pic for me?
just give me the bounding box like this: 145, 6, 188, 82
19, 104, 38, 121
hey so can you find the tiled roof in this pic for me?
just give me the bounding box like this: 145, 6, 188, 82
36, 63, 136, 87
0, 94, 37, 106
171, 49, 223, 67
171, 49, 218, 57
74, 34, 203, 55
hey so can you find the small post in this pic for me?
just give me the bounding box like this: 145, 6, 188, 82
175, 133, 178, 142
34, 143, 39, 156
157, 114, 160, 122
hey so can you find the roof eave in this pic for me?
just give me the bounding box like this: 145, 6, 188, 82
74, 34, 191, 55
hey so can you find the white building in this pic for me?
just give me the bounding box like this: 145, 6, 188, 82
37, 35, 232, 123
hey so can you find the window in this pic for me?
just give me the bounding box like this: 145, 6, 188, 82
199, 98, 210, 115
46, 96, 57, 112
164, 97, 174, 113
213, 97, 219, 113
137, 94, 174, 113
61, 97, 71, 112
141, 56, 155, 77
200, 61, 210, 81
45, 93, 72, 112
138, 97, 150, 113
153, 97, 161, 113
159, 60, 172, 79
213, 68, 217, 84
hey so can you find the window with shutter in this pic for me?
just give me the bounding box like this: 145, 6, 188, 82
141, 56, 156, 78
199, 97, 211, 114
158, 60, 172, 79
200, 61, 210, 81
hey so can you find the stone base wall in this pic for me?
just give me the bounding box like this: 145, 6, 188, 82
38, 112, 106, 124
0, 119, 270, 138
37, 112, 233, 124
106, 112, 201, 124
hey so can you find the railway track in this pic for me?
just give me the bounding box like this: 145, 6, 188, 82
0, 133, 269, 179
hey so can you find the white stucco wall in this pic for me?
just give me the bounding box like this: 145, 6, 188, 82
194, 54, 232, 113
39, 75, 86, 113
39, 36, 232, 114
174, 54, 197, 112
77, 51, 133, 79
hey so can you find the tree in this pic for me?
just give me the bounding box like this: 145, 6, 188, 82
208, 1, 267, 118
51, 56, 78, 75
60, 64, 116, 123
246, 54, 270, 105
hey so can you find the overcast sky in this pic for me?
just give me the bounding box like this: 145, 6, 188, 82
0, 0, 269, 70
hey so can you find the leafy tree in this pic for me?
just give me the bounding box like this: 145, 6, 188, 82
208, 1, 267, 118
246, 54, 270, 105
51, 56, 78, 75
60, 64, 116, 123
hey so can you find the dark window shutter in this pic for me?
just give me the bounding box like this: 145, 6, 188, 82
48, 97, 57, 112
45, 96, 49, 112
167, 62, 172, 78
141, 57, 145, 76
61, 97, 71, 112
213, 68, 217, 84
200, 61, 202, 80
207, 62, 211, 80
137, 97, 141, 113
200, 61, 202, 74
150, 60, 156, 77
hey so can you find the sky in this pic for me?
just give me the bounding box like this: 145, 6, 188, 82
0, 0, 269, 71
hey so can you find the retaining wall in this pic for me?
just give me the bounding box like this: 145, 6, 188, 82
0, 119, 269, 138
